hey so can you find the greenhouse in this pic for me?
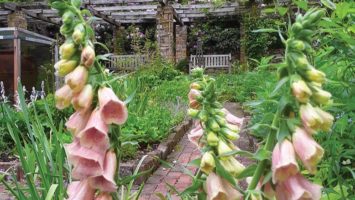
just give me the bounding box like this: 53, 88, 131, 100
0, 0, 354, 200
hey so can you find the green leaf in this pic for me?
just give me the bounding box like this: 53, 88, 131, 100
45, 184, 58, 200
254, 149, 271, 161
294, 0, 308, 10
180, 179, 203, 196
270, 77, 289, 96
321, 0, 336, 10
277, 120, 290, 142
213, 155, 237, 187
51, 1, 68, 10
277, 7, 288, 16
71, 0, 81, 8
236, 164, 257, 179
252, 28, 278, 33
187, 158, 201, 167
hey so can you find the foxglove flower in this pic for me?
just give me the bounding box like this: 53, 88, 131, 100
205, 172, 242, 200
65, 66, 88, 93
292, 127, 324, 174
206, 131, 219, 146
222, 108, 244, 126
72, 84, 94, 112
60, 41, 76, 60
312, 86, 331, 105
272, 140, 299, 183
217, 140, 234, 160
65, 139, 105, 179
200, 151, 215, 174
275, 173, 321, 200
314, 107, 334, 132
188, 123, 204, 147
78, 108, 109, 152
66, 110, 91, 136
81, 45, 95, 68
98, 87, 128, 125
67, 180, 95, 200
55, 84, 73, 110
292, 80, 312, 103
300, 103, 323, 132
188, 89, 202, 103
55, 59, 78, 77
220, 156, 245, 177
306, 67, 326, 84
89, 150, 117, 192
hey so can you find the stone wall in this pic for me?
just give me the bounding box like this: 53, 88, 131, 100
175, 25, 187, 63
7, 11, 27, 29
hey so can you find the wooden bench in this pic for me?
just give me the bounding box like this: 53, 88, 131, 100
189, 54, 232, 74
106, 54, 149, 72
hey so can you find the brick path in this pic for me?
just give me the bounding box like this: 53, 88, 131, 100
139, 134, 200, 200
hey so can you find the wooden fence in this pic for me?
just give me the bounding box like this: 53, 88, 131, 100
106, 54, 149, 72
189, 54, 232, 73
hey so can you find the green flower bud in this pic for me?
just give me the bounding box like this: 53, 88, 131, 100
207, 131, 219, 146
191, 67, 204, 78
207, 119, 220, 132
60, 24, 73, 36
306, 67, 326, 83
220, 157, 245, 177
62, 11, 75, 25
312, 86, 332, 105
198, 110, 208, 122
187, 108, 199, 118
215, 109, 226, 117
218, 140, 233, 159
72, 23, 85, 44
190, 82, 203, 90
60, 41, 76, 59
307, 9, 325, 24
221, 128, 239, 141
290, 53, 309, 69
200, 152, 215, 174
215, 115, 226, 127
226, 123, 240, 133
291, 22, 303, 33
55, 59, 78, 77
289, 40, 305, 51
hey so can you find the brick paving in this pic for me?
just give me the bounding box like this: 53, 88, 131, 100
139, 134, 200, 200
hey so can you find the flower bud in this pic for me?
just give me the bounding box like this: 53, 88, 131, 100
81, 45, 95, 68
187, 108, 199, 118
292, 80, 312, 103
300, 103, 323, 132
60, 41, 76, 60
291, 53, 309, 69
221, 128, 239, 141
62, 11, 75, 25
312, 86, 331, 105
188, 89, 202, 103
200, 152, 216, 174
291, 22, 303, 33
55, 59, 78, 77
55, 84, 73, 110
214, 115, 226, 126
189, 100, 200, 109
314, 107, 334, 132
72, 23, 85, 44
207, 119, 220, 132
207, 131, 219, 146
72, 84, 93, 111
220, 157, 245, 177
198, 110, 208, 122
65, 66, 88, 93
190, 82, 203, 90
217, 140, 233, 159
306, 67, 326, 83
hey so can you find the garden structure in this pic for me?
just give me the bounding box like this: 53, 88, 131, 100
0, 27, 57, 100
0, 0, 354, 200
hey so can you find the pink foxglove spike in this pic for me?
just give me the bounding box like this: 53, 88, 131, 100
65, 139, 105, 179
89, 150, 117, 192
272, 139, 299, 183
275, 173, 322, 200
292, 127, 324, 174
77, 108, 110, 152
98, 87, 128, 125
66, 180, 95, 200
65, 110, 91, 136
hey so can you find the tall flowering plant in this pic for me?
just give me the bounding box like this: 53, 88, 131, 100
51, 0, 129, 199
246, 8, 334, 200
184, 68, 246, 199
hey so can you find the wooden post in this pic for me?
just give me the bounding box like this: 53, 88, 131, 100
13, 28, 21, 100
240, 15, 248, 71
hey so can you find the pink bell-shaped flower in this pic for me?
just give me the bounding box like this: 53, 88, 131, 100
94, 193, 112, 200
275, 173, 322, 200
292, 80, 312, 103
81, 45, 95, 68
314, 107, 334, 132
77, 108, 109, 152
300, 103, 323, 132
272, 139, 299, 183
188, 123, 204, 147
89, 150, 118, 192
65, 110, 91, 136
98, 87, 128, 125
292, 127, 324, 174
65, 66, 88, 93
205, 172, 242, 200
222, 108, 244, 126
188, 89, 202, 103
72, 84, 93, 112
67, 180, 95, 200
65, 139, 105, 179
55, 84, 73, 110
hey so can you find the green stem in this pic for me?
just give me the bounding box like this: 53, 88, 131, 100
247, 111, 279, 190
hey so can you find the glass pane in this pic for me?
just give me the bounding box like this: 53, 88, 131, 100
21, 40, 54, 96
0, 39, 14, 98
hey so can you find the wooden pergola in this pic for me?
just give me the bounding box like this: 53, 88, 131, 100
0, 0, 247, 26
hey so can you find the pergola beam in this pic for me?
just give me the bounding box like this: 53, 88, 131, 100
86, 5, 120, 26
